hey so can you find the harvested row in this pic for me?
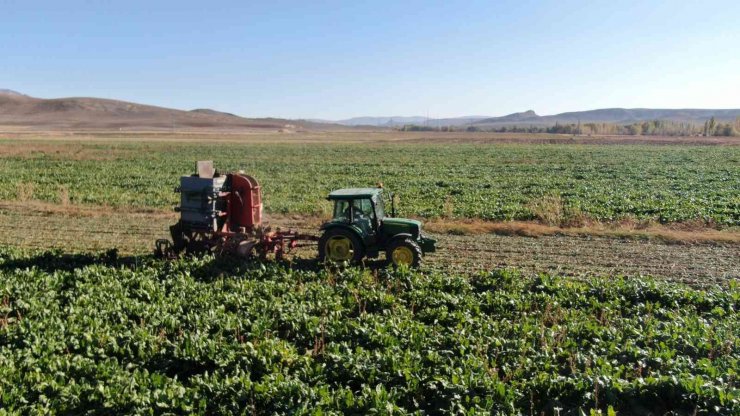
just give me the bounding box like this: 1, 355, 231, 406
1, 202, 737, 286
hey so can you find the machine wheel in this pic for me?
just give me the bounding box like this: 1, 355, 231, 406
184, 231, 214, 256
318, 228, 365, 264
169, 222, 187, 254
387, 238, 422, 268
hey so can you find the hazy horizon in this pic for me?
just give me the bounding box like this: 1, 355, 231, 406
4, 0, 740, 119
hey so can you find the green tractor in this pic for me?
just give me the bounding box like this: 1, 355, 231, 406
318, 187, 436, 267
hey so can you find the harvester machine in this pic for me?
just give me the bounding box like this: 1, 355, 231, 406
155, 161, 318, 260
157, 161, 436, 267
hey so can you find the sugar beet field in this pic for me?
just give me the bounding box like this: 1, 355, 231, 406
0, 135, 738, 414
0, 138, 738, 225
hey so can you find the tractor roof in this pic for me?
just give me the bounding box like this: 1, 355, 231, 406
327, 187, 383, 200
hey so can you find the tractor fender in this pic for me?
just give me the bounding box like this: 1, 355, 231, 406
384, 233, 416, 247
387, 233, 436, 255
387, 233, 414, 244
319, 223, 366, 248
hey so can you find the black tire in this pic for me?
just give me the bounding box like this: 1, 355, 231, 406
318, 228, 365, 264
169, 222, 187, 254
386, 238, 422, 268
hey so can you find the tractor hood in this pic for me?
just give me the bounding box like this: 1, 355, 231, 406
382, 218, 422, 237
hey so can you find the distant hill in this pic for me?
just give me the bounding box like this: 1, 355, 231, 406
313, 115, 493, 127
328, 116, 428, 126
0, 90, 344, 131
189, 108, 239, 117
4, 88, 737, 132
325, 108, 740, 128
473, 110, 539, 124
0, 89, 26, 97
472, 108, 740, 127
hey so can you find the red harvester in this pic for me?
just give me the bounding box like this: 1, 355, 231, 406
155, 161, 317, 260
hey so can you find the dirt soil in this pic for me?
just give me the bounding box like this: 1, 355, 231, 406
1, 202, 736, 287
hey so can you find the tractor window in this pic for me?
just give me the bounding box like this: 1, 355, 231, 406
333, 200, 351, 222
354, 198, 375, 222
353, 198, 375, 235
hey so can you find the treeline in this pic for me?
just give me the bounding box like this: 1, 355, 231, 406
398, 116, 740, 136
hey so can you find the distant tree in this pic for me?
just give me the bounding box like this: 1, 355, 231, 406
521, 119, 717, 137
716, 123, 736, 136
641, 121, 651, 135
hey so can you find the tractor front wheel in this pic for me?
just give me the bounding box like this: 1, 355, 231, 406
387, 238, 422, 268
318, 228, 365, 264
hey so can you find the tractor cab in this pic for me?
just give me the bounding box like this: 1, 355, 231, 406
319, 187, 436, 266
328, 188, 384, 235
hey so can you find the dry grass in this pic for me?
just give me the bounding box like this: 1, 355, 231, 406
58, 186, 70, 206
0, 142, 132, 160
442, 195, 455, 219
16, 182, 35, 202
425, 218, 740, 245
2, 130, 738, 146
0, 200, 176, 220
528, 194, 564, 226
427, 220, 557, 238
527, 194, 589, 228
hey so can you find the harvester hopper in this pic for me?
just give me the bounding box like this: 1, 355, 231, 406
155, 161, 316, 260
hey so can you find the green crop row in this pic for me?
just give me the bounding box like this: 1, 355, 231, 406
0, 140, 738, 225
0, 248, 737, 414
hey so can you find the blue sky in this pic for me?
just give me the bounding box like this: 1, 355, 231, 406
2, 0, 739, 119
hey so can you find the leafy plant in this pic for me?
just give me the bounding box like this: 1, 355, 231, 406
1, 140, 737, 225
0, 248, 737, 414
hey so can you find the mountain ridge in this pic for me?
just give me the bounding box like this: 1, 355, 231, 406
324, 108, 740, 127
0, 90, 345, 131
2, 89, 738, 130
476, 108, 740, 127
0, 89, 26, 97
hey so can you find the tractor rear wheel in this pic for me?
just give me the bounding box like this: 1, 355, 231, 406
318, 228, 365, 264
387, 238, 422, 268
